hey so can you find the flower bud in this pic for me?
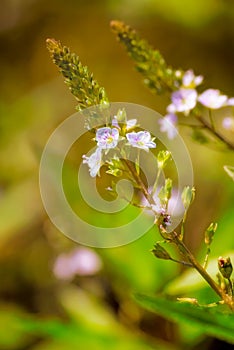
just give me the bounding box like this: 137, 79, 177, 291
158, 178, 172, 207
157, 150, 171, 170
181, 186, 195, 210
218, 256, 233, 279
152, 243, 171, 260
204, 222, 217, 245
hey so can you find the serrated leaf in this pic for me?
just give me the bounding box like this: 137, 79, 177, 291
134, 293, 234, 344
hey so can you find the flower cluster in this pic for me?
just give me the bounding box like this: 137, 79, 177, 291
159, 69, 234, 139
83, 110, 156, 177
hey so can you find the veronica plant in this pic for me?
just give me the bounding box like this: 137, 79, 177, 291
111, 21, 234, 152
46, 33, 233, 313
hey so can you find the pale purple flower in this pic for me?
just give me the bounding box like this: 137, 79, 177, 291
167, 191, 184, 217
182, 70, 203, 87
142, 188, 184, 223
112, 117, 137, 131
198, 89, 228, 109
227, 98, 234, 106
167, 103, 177, 114
53, 248, 102, 280
222, 117, 234, 131
83, 147, 102, 177
111, 116, 120, 129
158, 114, 178, 140
171, 88, 197, 114
126, 131, 156, 151
96, 127, 119, 149
126, 119, 137, 130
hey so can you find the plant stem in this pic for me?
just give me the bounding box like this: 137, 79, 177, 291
172, 231, 234, 311
228, 278, 233, 297
152, 167, 161, 197
124, 158, 234, 311
170, 258, 193, 267
123, 159, 155, 207
208, 109, 215, 131
196, 115, 234, 151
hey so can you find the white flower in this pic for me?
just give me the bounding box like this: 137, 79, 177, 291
171, 88, 197, 114
198, 89, 228, 109
111, 116, 120, 129
112, 117, 137, 131
83, 147, 102, 177
53, 248, 102, 280
126, 131, 156, 151
126, 119, 137, 130
158, 114, 178, 139
182, 70, 203, 88
227, 98, 234, 106
96, 127, 119, 149
167, 103, 177, 113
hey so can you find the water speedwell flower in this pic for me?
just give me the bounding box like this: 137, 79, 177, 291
182, 70, 203, 88
198, 89, 228, 109
83, 147, 102, 177
171, 88, 197, 114
53, 248, 102, 280
126, 131, 156, 151
96, 127, 119, 149
158, 114, 178, 140
227, 98, 234, 106
112, 116, 137, 130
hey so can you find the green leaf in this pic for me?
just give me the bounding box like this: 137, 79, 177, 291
134, 294, 234, 344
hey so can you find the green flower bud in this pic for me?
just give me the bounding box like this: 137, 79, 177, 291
157, 150, 171, 170
158, 178, 172, 207
152, 243, 171, 260
116, 108, 127, 123
181, 186, 195, 210
218, 256, 233, 279
205, 222, 218, 245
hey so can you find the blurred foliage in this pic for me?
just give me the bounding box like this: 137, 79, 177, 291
0, 0, 234, 349
134, 294, 234, 343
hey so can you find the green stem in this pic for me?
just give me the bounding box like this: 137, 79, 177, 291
172, 231, 234, 311
227, 278, 233, 297
203, 246, 211, 270
123, 159, 155, 207
170, 258, 193, 267
208, 109, 215, 131
124, 158, 234, 311
152, 167, 161, 197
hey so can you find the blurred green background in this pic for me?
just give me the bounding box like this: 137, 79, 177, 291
0, 0, 234, 349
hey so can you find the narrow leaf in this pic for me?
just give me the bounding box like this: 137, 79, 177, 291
134, 293, 234, 344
